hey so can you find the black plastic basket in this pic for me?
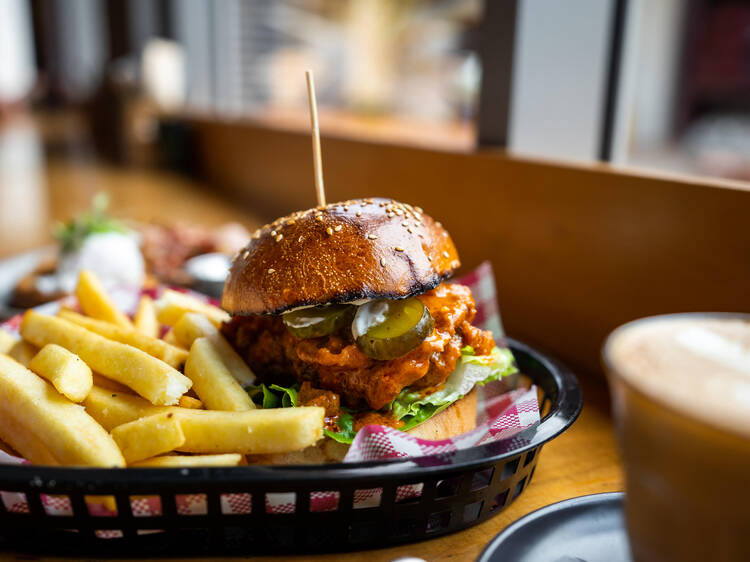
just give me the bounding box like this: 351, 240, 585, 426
0, 339, 581, 556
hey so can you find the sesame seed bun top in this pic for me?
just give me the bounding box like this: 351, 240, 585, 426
221, 198, 461, 315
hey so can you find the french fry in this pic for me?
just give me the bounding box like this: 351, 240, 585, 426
111, 413, 185, 463
184, 338, 254, 411
83, 388, 324, 454
163, 329, 183, 347
155, 289, 229, 327
92, 373, 133, 394
172, 312, 217, 348
84, 386, 176, 430
173, 312, 256, 387
0, 403, 59, 465
58, 309, 188, 368
178, 395, 203, 409
21, 311, 192, 405
0, 354, 125, 467
28, 344, 92, 402
0, 330, 17, 354
133, 295, 159, 338
7, 339, 37, 366
75, 270, 132, 328
130, 454, 242, 468
84, 495, 117, 513
174, 407, 324, 454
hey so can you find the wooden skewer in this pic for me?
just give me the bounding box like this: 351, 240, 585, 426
305, 70, 326, 207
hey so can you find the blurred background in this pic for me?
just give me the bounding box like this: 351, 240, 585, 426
0, 0, 748, 174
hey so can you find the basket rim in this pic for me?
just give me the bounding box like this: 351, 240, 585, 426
0, 338, 581, 486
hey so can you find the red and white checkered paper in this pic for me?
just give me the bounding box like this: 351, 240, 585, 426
0, 261, 539, 521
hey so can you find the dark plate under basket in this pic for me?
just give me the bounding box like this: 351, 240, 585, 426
0, 339, 581, 556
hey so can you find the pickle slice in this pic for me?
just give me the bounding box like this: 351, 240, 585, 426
282, 305, 355, 339
353, 297, 435, 360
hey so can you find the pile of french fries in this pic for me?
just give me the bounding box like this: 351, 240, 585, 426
0, 271, 324, 467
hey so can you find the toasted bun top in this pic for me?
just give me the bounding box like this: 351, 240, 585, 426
222, 198, 460, 315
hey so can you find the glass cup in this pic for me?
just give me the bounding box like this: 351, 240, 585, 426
603, 313, 750, 562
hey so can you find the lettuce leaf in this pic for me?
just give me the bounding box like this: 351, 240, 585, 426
389, 346, 517, 431
270, 384, 298, 408
248, 383, 299, 409
324, 412, 357, 444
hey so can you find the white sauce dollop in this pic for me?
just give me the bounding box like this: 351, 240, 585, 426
40, 232, 145, 294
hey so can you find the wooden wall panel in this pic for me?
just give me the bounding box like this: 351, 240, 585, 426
190, 118, 750, 377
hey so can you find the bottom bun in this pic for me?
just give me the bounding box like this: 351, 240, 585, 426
247, 389, 478, 465
405, 388, 477, 440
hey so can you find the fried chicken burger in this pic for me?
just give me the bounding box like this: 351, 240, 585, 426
221, 198, 517, 462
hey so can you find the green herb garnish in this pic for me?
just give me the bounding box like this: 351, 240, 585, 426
247, 382, 299, 409
323, 412, 357, 444
54, 193, 127, 253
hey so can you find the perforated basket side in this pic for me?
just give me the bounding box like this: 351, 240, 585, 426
0, 446, 543, 555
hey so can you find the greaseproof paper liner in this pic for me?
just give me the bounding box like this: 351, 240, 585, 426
0, 261, 539, 524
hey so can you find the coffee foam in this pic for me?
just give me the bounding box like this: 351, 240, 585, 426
605, 314, 750, 438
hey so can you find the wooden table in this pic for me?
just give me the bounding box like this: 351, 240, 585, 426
0, 130, 623, 559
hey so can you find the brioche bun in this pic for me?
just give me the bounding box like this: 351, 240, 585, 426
222, 198, 460, 315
